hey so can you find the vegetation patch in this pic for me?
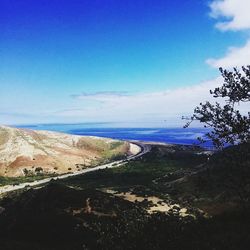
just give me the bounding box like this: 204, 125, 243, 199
0, 174, 57, 187
0, 143, 249, 249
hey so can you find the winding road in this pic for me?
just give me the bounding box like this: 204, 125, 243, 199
0, 142, 151, 195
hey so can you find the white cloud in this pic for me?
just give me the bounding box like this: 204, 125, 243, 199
53, 78, 222, 127
71, 91, 130, 102
210, 0, 250, 31
206, 39, 250, 68
3, 76, 248, 127
207, 0, 250, 69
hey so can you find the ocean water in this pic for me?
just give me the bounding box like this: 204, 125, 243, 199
16, 124, 213, 149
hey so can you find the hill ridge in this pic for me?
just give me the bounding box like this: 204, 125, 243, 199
0, 126, 129, 177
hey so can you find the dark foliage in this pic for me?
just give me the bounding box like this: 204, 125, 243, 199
0, 183, 250, 250
0, 144, 249, 250
205, 142, 250, 204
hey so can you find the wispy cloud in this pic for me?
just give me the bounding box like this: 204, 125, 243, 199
71, 91, 131, 102
207, 40, 250, 68
209, 0, 250, 31
52, 78, 221, 126
4, 76, 248, 127
207, 0, 250, 69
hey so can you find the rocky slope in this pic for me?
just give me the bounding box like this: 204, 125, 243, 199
0, 126, 130, 177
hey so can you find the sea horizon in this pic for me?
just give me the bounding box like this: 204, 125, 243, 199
13, 123, 213, 149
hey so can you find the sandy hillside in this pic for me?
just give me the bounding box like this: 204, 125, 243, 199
0, 126, 130, 177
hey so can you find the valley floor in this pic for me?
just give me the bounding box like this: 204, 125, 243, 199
0, 142, 249, 250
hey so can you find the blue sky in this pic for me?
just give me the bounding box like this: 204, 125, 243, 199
0, 0, 249, 126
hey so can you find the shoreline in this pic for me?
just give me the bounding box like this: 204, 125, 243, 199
12, 125, 213, 148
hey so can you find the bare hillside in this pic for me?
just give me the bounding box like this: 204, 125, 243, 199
0, 126, 130, 177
